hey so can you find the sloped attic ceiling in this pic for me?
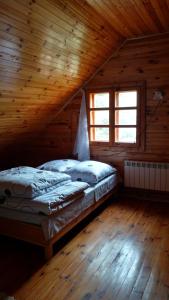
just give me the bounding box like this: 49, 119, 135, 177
1, 0, 169, 149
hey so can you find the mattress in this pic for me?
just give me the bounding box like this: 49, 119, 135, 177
0, 188, 95, 241
94, 173, 118, 201
0, 174, 118, 240
0, 181, 89, 215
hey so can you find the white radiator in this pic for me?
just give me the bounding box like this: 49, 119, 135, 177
124, 160, 169, 192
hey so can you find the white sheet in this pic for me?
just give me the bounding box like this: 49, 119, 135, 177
0, 181, 89, 215
0, 167, 70, 199
94, 174, 118, 201
0, 174, 118, 240
0, 188, 95, 241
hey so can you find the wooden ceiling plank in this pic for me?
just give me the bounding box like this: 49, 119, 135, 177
1, 73, 78, 89
128, 0, 160, 34
0, 59, 95, 87
0, 14, 111, 61
0, 36, 106, 75
0, 1, 115, 65
0, 37, 102, 70
0, 15, 111, 67
0, 69, 84, 88
103, 0, 143, 36
62, 0, 125, 40
166, 0, 169, 10
0, 0, 169, 151
87, 0, 133, 37
19, 0, 118, 51
24, 0, 116, 50
46, 0, 119, 41
34, 0, 110, 41
141, 0, 165, 32
149, 0, 169, 30
0, 42, 97, 78
117, 0, 150, 35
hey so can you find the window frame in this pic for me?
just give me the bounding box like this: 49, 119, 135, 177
87, 82, 145, 151
87, 88, 112, 145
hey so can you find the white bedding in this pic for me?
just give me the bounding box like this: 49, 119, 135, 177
66, 160, 117, 184
0, 174, 119, 240
38, 159, 80, 172
0, 166, 70, 199
0, 181, 89, 215
94, 174, 118, 201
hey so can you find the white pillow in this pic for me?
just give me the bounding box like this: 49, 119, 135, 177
66, 160, 117, 184
38, 159, 80, 173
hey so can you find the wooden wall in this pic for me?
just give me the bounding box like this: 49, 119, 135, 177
37, 33, 169, 175
1, 1, 169, 170
0, 0, 122, 169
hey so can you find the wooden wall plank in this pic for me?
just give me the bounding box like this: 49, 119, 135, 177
38, 34, 169, 177
0, 0, 169, 169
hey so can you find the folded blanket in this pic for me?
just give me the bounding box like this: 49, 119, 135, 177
0, 181, 89, 215
0, 166, 70, 199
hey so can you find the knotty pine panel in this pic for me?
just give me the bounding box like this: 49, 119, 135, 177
88, 34, 169, 174
1, 0, 169, 169
39, 34, 169, 177
13, 200, 169, 300
0, 0, 121, 169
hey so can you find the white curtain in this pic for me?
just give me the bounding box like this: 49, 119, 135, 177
73, 90, 90, 161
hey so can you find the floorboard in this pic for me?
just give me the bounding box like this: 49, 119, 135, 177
0, 197, 169, 300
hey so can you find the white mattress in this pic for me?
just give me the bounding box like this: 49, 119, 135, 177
0, 188, 95, 241
0, 181, 89, 215
94, 173, 118, 201
0, 174, 118, 240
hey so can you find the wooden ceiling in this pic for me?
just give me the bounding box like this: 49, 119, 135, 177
1, 0, 169, 148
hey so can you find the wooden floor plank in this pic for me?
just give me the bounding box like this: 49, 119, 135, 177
0, 198, 168, 300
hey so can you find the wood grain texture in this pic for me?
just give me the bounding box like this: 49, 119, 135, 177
0, 185, 120, 260
39, 33, 169, 176
10, 198, 169, 300
1, 0, 169, 168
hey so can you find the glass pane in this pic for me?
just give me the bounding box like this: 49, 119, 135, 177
115, 128, 136, 143
90, 127, 109, 142
115, 109, 137, 125
90, 93, 109, 108
115, 91, 137, 107
90, 110, 109, 125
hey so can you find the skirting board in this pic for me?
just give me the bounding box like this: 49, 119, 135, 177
121, 187, 169, 203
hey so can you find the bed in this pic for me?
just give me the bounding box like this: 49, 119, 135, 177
0, 160, 120, 260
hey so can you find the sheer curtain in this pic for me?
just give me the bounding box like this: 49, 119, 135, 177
73, 90, 90, 161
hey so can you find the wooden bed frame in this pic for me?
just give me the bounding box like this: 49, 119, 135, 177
0, 185, 119, 260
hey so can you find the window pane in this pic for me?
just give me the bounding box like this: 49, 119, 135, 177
115, 91, 137, 107
115, 109, 137, 125
90, 93, 109, 108
90, 110, 109, 125
90, 127, 109, 142
115, 128, 136, 143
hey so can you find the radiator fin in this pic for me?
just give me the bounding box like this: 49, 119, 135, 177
124, 161, 169, 191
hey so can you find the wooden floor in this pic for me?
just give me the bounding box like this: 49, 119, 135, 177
1, 197, 169, 300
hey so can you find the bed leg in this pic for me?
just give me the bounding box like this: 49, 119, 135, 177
44, 244, 53, 260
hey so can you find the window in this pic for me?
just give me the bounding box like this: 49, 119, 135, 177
114, 91, 137, 143
89, 92, 110, 142
88, 83, 145, 150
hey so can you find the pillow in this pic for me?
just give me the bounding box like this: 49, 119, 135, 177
66, 160, 117, 184
37, 159, 80, 173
